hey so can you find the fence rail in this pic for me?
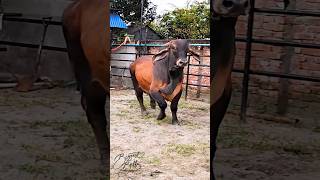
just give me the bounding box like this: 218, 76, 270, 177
234, 1, 320, 122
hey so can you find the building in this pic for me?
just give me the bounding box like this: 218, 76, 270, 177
127, 24, 163, 40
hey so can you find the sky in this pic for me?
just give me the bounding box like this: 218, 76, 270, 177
150, 0, 208, 15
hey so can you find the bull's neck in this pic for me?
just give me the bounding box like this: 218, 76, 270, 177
211, 17, 237, 76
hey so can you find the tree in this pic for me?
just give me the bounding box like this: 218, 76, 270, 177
111, 0, 157, 24
150, 2, 210, 39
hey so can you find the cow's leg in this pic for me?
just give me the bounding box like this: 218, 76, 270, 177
170, 90, 182, 125
211, 84, 232, 180
150, 90, 167, 120
149, 95, 156, 109
84, 81, 109, 175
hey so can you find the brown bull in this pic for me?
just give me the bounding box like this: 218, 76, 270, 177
62, 0, 109, 175
129, 39, 199, 125
211, 0, 290, 179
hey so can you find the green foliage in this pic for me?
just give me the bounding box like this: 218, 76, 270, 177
150, 2, 210, 39
111, 0, 157, 24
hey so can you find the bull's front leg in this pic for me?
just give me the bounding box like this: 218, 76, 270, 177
170, 90, 182, 125
159, 67, 183, 95
149, 90, 167, 120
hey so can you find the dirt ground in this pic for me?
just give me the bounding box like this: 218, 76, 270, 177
215, 112, 320, 180
110, 89, 210, 180
1, 87, 319, 180
0, 87, 104, 180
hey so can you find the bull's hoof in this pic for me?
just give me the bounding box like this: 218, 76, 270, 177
141, 110, 148, 116
157, 112, 166, 120
150, 103, 156, 109
172, 119, 180, 125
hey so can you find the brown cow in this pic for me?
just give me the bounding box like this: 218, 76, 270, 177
129, 39, 199, 125
211, 0, 290, 179
62, 0, 109, 175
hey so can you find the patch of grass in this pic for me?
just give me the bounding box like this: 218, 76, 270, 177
218, 124, 320, 156
179, 100, 208, 112
132, 126, 141, 133
196, 143, 210, 154
183, 120, 202, 129
142, 113, 154, 120
178, 100, 194, 110
21, 144, 41, 152
36, 153, 62, 162
29, 121, 52, 129
313, 126, 320, 133
281, 143, 312, 155
128, 99, 139, 108
53, 120, 92, 137
165, 144, 196, 157
19, 163, 51, 174
63, 137, 75, 148
155, 116, 171, 125
145, 157, 161, 166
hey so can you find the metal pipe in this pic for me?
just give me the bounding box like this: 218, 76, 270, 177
240, 0, 256, 123
185, 55, 191, 100
254, 8, 320, 17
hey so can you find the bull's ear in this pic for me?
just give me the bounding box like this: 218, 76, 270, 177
188, 47, 201, 62
152, 48, 169, 63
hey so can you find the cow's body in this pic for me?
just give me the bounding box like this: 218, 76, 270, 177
62, 0, 109, 175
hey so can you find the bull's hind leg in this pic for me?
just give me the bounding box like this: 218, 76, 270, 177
170, 90, 182, 125
149, 95, 156, 109
84, 81, 109, 175
150, 90, 167, 120
129, 69, 147, 115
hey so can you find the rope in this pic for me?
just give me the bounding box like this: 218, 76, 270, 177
111, 36, 131, 53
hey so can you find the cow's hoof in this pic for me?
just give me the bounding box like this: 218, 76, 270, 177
157, 113, 166, 120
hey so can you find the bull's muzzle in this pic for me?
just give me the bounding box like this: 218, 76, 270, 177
222, 0, 249, 15
176, 59, 188, 67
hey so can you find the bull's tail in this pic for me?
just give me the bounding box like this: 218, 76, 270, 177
129, 63, 141, 91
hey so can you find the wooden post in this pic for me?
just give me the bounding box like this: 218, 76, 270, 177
277, 0, 296, 115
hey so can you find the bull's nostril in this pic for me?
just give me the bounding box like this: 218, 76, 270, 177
244, 1, 249, 8
223, 0, 234, 8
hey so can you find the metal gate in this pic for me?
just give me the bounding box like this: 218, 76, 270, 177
235, 0, 320, 122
